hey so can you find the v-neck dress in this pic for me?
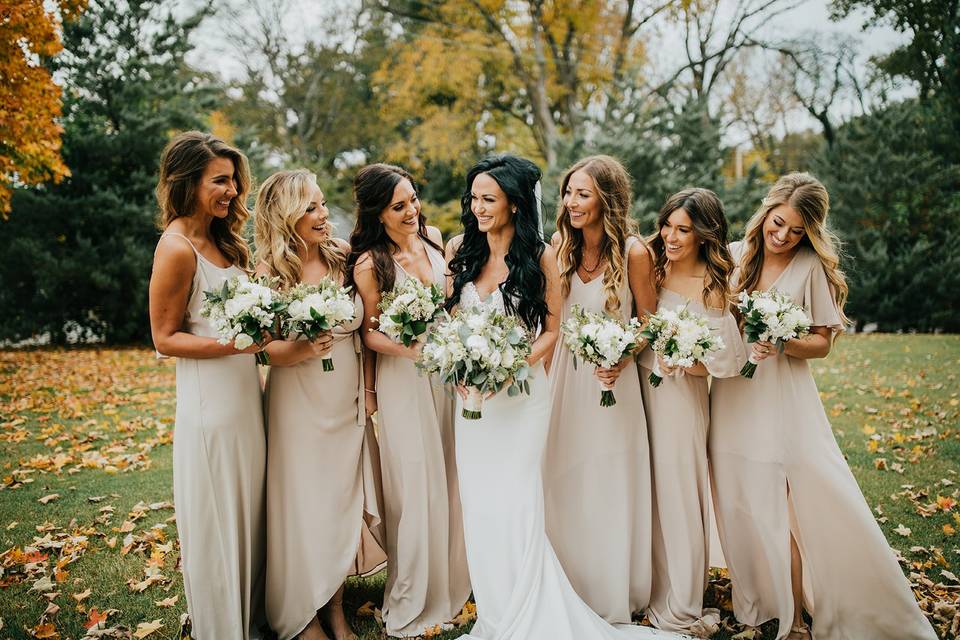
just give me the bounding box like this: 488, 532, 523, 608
709, 242, 936, 640
375, 243, 471, 637
544, 236, 654, 623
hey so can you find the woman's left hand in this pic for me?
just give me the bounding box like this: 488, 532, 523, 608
751, 339, 776, 362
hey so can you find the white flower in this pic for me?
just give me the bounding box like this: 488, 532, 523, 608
234, 333, 255, 350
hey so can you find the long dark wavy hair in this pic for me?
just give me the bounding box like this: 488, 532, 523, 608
648, 187, 734, 309
344, 163, 441, 293
446, 154, 547, 329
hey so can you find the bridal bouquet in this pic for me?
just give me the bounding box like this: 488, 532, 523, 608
737, 289, 810, 378
640, 306, 725, 387
280, 279, 356, 371
201, 275, 285, 365
418, 307, 533, 420
374, 278, 445, 346
561, 305, 644, 407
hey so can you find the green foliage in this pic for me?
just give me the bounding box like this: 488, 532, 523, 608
0, 0, 214, 344
815, 99, 960, 330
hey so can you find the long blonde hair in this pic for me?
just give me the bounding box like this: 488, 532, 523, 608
155, 131, 252, 268
555, 155, 640, 314
254, 169, 346, 289
738, 172, 849, 324
649, 188, 734, 309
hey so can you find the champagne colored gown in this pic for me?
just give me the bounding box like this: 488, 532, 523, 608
544, 236, 653, 623
264, 290, 387, 639
637, 288, 744, 635
709, 243, 936, 640
161, 232, 266, 639
375, 243, 471, 637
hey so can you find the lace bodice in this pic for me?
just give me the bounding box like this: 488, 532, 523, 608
462, 281, 506, 313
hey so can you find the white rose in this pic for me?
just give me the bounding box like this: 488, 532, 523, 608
234, 333, 255, 350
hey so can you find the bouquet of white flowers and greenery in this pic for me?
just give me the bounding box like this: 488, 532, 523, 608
201, 275, 285, 365
374, 278, 445, 346
418, 307, 533, 420
640, 305, 725, 388
279, 278, 356, 371
561, 304, 644, 407
737, 289, 810, 378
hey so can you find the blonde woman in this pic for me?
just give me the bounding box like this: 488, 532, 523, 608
545, 155, 657, 623
254, 170, 386, 640
637, 188, 743, 637
709, 173, 936, 640
148, 131, 266, 639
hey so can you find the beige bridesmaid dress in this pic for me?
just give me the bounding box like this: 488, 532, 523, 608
709, 243, 937, 640
637, 289, 743, 636
264, 291, 387, 639
375, 243, 471, 637
161, 232, 266, 639
544, 236, 653, 623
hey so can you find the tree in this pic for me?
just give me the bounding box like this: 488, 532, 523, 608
0, 0, 86, 217
0, 0, 215, 344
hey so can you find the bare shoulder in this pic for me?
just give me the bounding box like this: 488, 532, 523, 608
426, 225, 444, 247
254, 260, 273, 279
445, 233, 465, 260
354, 250, 374, 273
627, 235, 653, 267
332, 237, 351, 253
153, 233, 196, 271
550, 230, 561, 248
540, 242, 558, 266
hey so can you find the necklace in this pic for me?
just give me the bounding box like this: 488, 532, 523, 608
580, 249, 604, 273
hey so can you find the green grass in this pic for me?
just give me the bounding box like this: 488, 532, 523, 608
0, 336, 957, 639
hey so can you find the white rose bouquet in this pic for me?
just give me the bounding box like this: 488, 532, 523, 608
640, 305, 725, 387
418, 307, 533, 420
374, 278, 445, 346
737, 289, 811, 378
280, 278, 357, 371
561, 304, 644, 407
201, 275, 285, 365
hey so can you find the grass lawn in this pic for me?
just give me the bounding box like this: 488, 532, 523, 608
0, 335, 957, 639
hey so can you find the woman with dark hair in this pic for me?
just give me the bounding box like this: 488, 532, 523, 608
638, 188, 744, 637
446, 154, 687, 640
148, 131, 267, 638
544, 155, 657, 625
346, 163, 470, 638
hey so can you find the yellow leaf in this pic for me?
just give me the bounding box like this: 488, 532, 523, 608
155, 595, 179, 608
943, 524, 956, 536
132, 619, 163, 638
38, 493, 59, 504
862, 424, 876, 435
72, 588, 92, 603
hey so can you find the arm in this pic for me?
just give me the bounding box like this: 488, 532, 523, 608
149, 237, 263, 359
752, 326, 832, 363
253, 261, 331, 367
426, 225, 444, 249
362, 343, 378, 416
355, 255, 422, 360
528, 245, 561, 366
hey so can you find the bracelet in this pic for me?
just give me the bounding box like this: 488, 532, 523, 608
364, 387, 377, 394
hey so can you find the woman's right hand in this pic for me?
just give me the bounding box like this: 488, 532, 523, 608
308, 331, 334, 357
656, 355, 678, 377
406, 340, 424, 361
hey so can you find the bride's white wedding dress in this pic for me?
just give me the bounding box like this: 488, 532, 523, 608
455, 282, 690, 640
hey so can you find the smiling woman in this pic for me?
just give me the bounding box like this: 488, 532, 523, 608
148, 131, 268, 640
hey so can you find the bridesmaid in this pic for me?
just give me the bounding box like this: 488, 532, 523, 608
345, 164, 471, 638
709, 173, 937, 640
544, 155, 656, 623
637, 188, 743, 637
148, 131, 266, 639
254, 170, 386, 640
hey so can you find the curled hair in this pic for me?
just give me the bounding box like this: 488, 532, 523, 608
737, 172, 849, 324
253, 169, 345, 289
649, 188, 734, 309
447, 154, 547, 329
155, 131, 252, 268
344, 164, 440, 292
555, 155, 640, 314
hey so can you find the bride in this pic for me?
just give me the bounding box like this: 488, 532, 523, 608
444, 154, 689, 640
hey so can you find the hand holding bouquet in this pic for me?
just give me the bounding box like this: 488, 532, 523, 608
201, 275, 285, 365
561, 305, 644, 407
640, 306, 725, 387
280, 278, 356, 371
418, 307, 533, 420
374, 278, 445, 347
737, 289, 810, 378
